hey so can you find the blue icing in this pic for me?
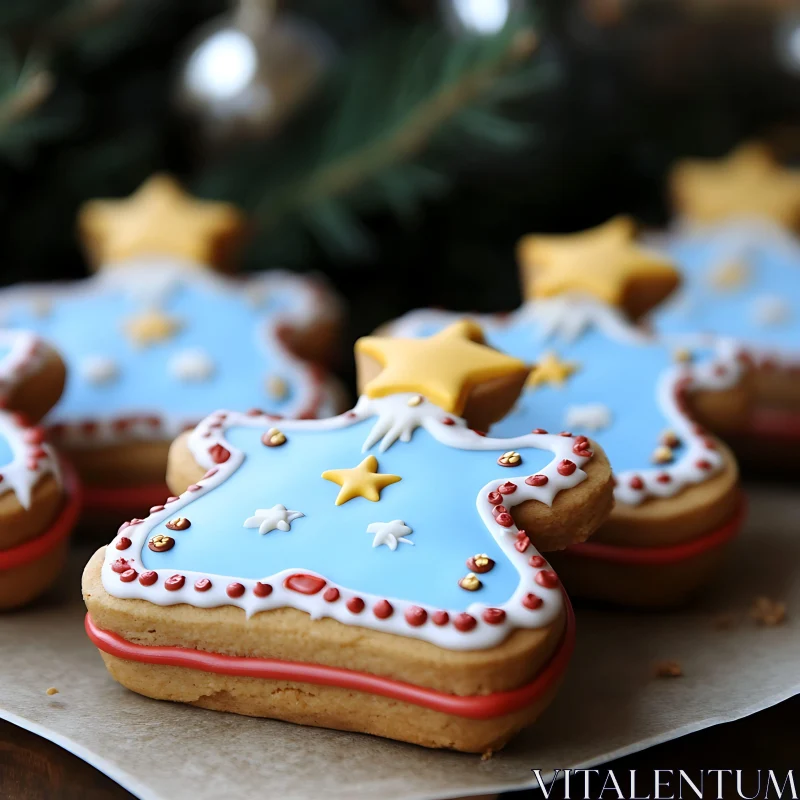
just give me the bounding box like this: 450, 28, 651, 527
0, 430, 14, 468
407, 315, 688, 474
2, 272, 311, 424
0, 345, 11, 364
142, 418, 554, 610
653, 229, 800, 353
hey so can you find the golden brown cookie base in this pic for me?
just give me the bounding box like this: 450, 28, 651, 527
548, 496, 743, 608
597, 440, 739, 547
83, 549, 564, 695
0, 474, 63, 550
95, 649, 564, 753
0, 541, 68, 610
5, 347, 66, 425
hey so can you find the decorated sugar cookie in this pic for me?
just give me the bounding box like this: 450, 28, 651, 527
649, 143, 800, 438
385, 218, 749, 607
0, 330, 80, 610
0, 176, 343, 516
83, 323, 614, 753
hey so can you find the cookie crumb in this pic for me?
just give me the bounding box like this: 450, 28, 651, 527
654, 660, 682, 678
45, 687, 59, 696
480, 749, 494, 761
750, 596, 786, 626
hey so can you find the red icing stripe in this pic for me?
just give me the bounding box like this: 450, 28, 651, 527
564, 494, 746, 566
85, 601, 574, 721
0, 459, 81, 572
747, 408, 800, 440
83, 483, 170, 513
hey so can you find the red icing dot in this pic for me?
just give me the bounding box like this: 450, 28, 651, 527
373, 600, 393, 619
471, 429, 487, 437
529, 555, 546, 568
347, 597, 365, 614
441, 417, 455, 426
656, 473, 671, 484
629, 476, 644, 490
254, 582, 273, 598
498, 481, 517, 495
557, 459, 576, 476
150, 505, 165, 514
246, 408, 264, 416
535, 570, 559, 589
284, 574, 326, 595
714, 365, 727, 377
119, 569, 137, 583
559, 431, 572, 437
323, 587, 340, 602
118, 521, 130, 533
495, 512, 514, 528
111, 558, 129, 574
523, 593, 543, 609
405, 606, 428, 626
166, 496, 180, 504
531, 428, 548, 434
483, 608, 506, 625
204, 468, 219, 479
525, 474, 548, 487
227, 582, 245, 598
491, 504, 508, 517
165, 575, 185, 591
573, 441, 593, 457
195, 578, 212, 592
454, 613, 477, 632
574, 435, 588, 445
487, 491, 503, 505
514, 532, 531, 553
431, 610, 449, 626
139, 571, 158, 586
115, 537, 132, 551
704, 438, 717, 450
24, 427, 45, 445
209, 444, 230, 464
696, 459, 713, 471
187, 484, 202, 492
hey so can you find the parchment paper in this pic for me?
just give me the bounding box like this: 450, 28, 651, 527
0, 484, 797, 800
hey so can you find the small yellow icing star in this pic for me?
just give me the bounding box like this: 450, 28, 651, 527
123, 309, 182, 348
322, 455, 401, 506
670, 143, 800, 230
517, 216, 679, 319
707, 259, 751, 292
79, 174, 246, 271
527, 351, 579, 389
355, 321, 529, 416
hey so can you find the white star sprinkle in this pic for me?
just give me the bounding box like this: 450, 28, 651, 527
80, 355, 119, 385
564, 403, 612, 432
169, 348, 215, 382
244, 504, 304, 534
751, 295, 791, 327
366, 520, 414, 551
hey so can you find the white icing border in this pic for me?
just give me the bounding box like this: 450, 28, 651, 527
0, 259, 343, 448
646, 217, 800, 368
0, 330, 62, 507
101, 394, 595, 651
387, 297, 745, 507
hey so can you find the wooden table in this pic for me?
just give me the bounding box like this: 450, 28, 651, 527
1, 694, 797, 799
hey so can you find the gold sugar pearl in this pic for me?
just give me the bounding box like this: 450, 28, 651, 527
458, 573, 482, 592
407, 395, 424, 407
673, 348, 693, 364
660, 430, 681, 448
652, 445, 674, 464
498, 450, 522, 467
266, 375, 288, 400
261, 427, 287, 447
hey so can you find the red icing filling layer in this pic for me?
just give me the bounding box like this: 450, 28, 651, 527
0, 459, 81, 571
85, 600, 575, 721
565, 494, 746, 566
83, 483, 170, 514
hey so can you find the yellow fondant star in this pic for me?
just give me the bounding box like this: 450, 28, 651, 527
79, 174, 246, 271
355, 320, 529, 416
670, 143, 800, 230
322, 455, 401, 506
517, 216, 680, 320
123, 309, 182, 348
527, 351, 579, 389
